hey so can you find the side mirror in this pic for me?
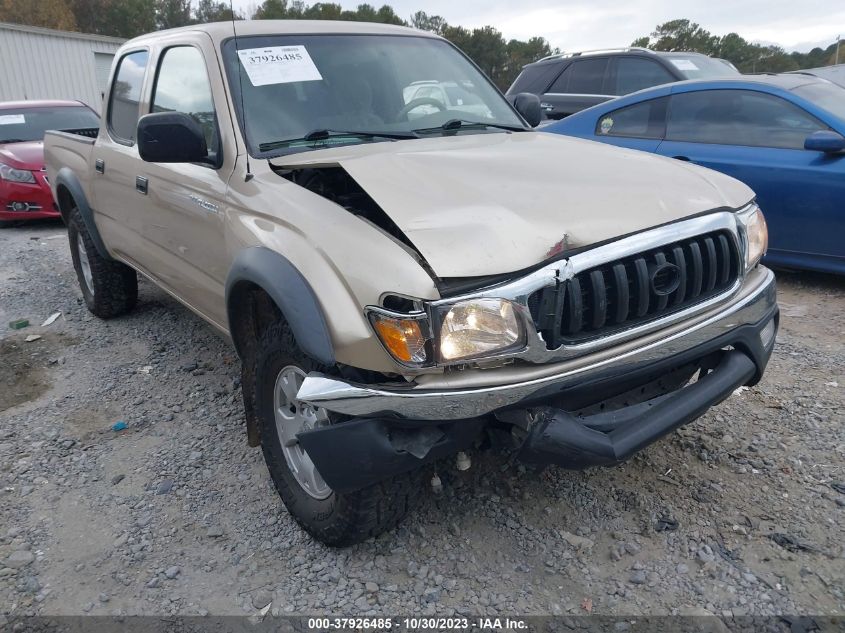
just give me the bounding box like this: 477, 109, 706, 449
509, 92, 542, 128
804, 130, 845, 153
137, 112, 207, 163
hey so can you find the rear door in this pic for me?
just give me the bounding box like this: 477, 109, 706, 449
91, 48, 151, 260
541, 57, 611, 118
655, 88, 845, 261
136, 35, 235, 326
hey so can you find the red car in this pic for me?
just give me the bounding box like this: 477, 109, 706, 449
0, 100, 99, 226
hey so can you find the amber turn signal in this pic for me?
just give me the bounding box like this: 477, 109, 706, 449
370, 315, 429, 364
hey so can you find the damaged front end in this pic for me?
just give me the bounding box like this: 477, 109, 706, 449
267, 146, 777, 492
289, 207, 778, 491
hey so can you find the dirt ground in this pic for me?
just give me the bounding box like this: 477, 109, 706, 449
1, 220, 843, 623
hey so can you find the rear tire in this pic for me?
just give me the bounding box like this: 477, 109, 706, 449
251, 319, 422, 546
68, 207, 138, 318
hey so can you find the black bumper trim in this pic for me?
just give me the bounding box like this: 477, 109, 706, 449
517, 349, 756, 469
297, 417, 485, 493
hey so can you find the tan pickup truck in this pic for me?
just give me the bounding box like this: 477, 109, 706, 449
45, 20, 778, 546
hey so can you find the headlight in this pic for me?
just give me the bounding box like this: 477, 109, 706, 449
738, 204, 768, 270
0, 163, 36, 184
437, 298, 525, 362
368, 310, 430, 366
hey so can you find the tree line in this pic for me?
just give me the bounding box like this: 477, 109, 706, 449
0, 0, 556, 90
633, 19, 841, 73
1, 1, 840, 90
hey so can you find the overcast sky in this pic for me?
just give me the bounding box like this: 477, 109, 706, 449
234, 0, 844, 53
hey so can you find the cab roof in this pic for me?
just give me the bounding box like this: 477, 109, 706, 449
123, 19, 436, 47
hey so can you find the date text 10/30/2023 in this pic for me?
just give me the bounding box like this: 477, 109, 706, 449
307, 617, 528, 630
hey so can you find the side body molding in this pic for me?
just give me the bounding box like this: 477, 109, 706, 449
225, 247, 336, 365
54, 167, 112, 260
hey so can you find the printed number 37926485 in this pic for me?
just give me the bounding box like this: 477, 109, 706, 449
250, 53, 303, 63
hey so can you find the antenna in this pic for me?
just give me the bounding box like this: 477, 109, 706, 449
230, 0, 254, 182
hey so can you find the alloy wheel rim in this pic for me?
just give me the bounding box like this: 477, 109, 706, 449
273, 365, 332, 500
76, 234, 94, 296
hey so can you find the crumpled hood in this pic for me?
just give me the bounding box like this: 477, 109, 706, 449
0, 141, 44, 170
271, 132, 754, 278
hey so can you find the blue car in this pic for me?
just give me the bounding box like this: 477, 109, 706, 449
544, 75, 845, 274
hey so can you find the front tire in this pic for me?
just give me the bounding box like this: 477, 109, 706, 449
68, 207, 138, 318
251, 319, 421, 546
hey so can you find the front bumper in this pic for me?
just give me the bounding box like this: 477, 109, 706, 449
297, 267, 777, 492
298, 266, 777, 420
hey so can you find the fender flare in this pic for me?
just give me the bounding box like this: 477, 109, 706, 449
225, 247, 335, 366
54, 167, 112, 260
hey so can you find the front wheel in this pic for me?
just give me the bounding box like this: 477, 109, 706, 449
251, 319, 421, 546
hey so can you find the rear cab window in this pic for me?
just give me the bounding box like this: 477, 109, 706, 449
107, 50, 149, 144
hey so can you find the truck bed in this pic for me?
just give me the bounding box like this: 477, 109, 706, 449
44, 129, 98, 217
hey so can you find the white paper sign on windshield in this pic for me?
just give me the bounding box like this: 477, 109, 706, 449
0, 114, 26, 125
670, 59, 699, 71
237, 46, 323, 87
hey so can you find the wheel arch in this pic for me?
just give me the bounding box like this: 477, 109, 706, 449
225, 246, 335, 367
225, 247, 336, 448
54, 168, 112, 260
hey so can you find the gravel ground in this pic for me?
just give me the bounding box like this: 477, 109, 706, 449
1, 220, 843, 620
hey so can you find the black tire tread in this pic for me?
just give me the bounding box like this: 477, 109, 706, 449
252, 320, 422, 547
68, 207, 138, 318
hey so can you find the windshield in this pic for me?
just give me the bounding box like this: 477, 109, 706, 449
662, 54, 740, 80
0, 106, 99, 144
792, 81, 845, 122
222, 34, 526, 157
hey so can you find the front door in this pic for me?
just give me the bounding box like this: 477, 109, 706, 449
135, 42, 233, 327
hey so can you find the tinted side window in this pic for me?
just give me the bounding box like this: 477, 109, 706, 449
613, 58, 675, 95
596, 97, 668, 139
567, 58, 609, 94
667, 90, 827, 149
547, 64, 572, 93
151, 46, 219, 159
108, 50, 149, 142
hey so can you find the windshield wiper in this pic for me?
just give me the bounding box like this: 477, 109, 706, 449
0, 139, 27, 144
259, 129, 418, 152
414, 119, 527, 135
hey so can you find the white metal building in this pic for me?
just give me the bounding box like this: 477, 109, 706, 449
0, 22, 124, 113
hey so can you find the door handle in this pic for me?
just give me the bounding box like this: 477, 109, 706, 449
95, 159, 104, 174
135, 176, 148, 195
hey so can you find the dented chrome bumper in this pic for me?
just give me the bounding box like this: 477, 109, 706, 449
297, 266, 777, 420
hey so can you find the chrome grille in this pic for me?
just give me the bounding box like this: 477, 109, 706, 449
528, 230, 741, 348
